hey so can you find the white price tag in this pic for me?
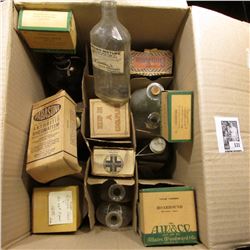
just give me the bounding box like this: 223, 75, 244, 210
48, 191, 73, 225
214, 117, 244, 153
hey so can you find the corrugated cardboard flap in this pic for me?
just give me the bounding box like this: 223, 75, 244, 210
87, 176, 135, 186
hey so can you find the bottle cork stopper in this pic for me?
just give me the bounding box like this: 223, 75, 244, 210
150, 85, 161, 96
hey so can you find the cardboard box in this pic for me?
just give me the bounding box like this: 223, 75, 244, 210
32, 186, 81, 233
17, 9, 77, 53
89, 99, 130, 139
1, 0, 250, 249
26, 90, 82, 183
91, 147, 135, 177
139, 185, 198, 246
130, 49, 173, 76
161, 91, 193, 142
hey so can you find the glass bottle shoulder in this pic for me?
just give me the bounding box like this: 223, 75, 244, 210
90, 20, 130, 46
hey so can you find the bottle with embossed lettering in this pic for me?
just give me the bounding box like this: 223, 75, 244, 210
90, 0, 131, 106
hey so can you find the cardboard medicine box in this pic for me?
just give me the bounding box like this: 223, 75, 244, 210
91, 147, 135, 177
26, 90, 81, 183
32, 186, 81, 233
89, 99, 130, 139
139, 186, 198, 246
161, 91, 193, 142
18, 9, 77, 53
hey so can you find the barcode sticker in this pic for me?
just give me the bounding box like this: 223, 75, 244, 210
214, 117, 244, 153
48, 191, 73, 225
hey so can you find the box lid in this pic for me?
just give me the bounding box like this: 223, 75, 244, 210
18, 9, 73, 32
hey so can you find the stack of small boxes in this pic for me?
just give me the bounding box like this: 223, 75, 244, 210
84, 97, 137, 229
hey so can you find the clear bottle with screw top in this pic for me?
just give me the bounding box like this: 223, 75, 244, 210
130, 82, 164, 136
90, 0, 131, 105
96, 202, 132, 229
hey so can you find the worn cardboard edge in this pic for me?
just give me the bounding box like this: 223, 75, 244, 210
32, 89, 75, 109
87, 177, 135, 186
14, 0, 188, 10
84, 158, 95, 229
138, 179, 185, 186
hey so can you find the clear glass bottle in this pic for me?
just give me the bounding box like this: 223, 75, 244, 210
100, 180, 133, 203
90, 0, 131, 106
96, 202, 132, 230
130, 82, 164, 136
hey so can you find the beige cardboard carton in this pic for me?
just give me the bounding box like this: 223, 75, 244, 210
139, 181, 198, 246
26, 90, 81, 183
89, 99, 130, 139
32, 186, 81, 233
91, 147, 135, 177
130, 49, 173, 76
161, 90, 193, 142
1, 0, 250, 249
17, 9, 77, 53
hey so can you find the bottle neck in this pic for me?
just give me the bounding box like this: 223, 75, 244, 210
101, 1, 118, 20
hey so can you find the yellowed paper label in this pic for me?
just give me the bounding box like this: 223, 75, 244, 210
21, 10, 69, 29
91, 44, 124, 73
28, 102, 62, 162
171, 95, 191, 140
90, 99, 130, 138
92, 148, 135, 177
48, 191, 73, 225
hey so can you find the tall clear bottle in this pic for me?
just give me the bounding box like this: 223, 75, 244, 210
90, 0, 131, 105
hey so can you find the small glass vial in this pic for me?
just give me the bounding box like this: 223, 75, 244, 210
90, 0, 131, 105
100, 181, 133, 203
96, 202, 132, 230
130, 82, 164, 136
